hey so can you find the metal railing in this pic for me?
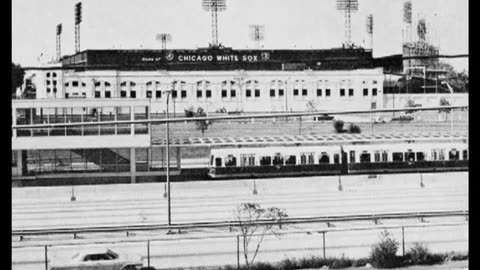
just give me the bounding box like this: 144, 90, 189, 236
13, 210, 468, 239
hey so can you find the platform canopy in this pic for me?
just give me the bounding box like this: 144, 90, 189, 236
152, 132, 467, 147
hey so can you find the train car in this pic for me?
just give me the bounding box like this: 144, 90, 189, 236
207, 142, 468, 179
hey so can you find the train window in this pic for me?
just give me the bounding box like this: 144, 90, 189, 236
308, 153, 314, 164
285, 155, 296, 165
404, 151, 415, 162
416, 152, 425, 161
438, 150, 445, 160
225, 155, 237, 167
278, 89, 284, 96
374, 151, 380, 162
319, 153, 330, 164
334, 153, 340, 164
260, 156, 271, 166
241, 154, 255, 166
392, 152, 403, 162
214, 157, 222, 167
222, 90, 227, 98
300, 154, 307, 165
463, 150, 468, 160
449, 149, 459, 161
231, 90, 236, 97
360, 152, 371, 163
273, 154, 284, 166
349, 151, 355, 163
382, 151, 388, 162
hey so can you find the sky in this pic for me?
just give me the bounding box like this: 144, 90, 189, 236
12, 0, 468, 71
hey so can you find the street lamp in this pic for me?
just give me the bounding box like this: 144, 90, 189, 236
163, 89, 172, 226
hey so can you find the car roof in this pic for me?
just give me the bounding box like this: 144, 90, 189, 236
72, 248, 118, 258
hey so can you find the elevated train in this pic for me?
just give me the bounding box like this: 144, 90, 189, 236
208, 142, 468, 179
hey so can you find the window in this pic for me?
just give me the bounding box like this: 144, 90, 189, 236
53, 81, 57, 86
52, 73, 57, 78
349, 151, 355, 163
146, 91, 152, 98
293, 89, 299, 96
215, 157, 222, 167
374, 151, 380, 162
326, 89, 331, 96
81, 82, 86, 87
65, 82, 69, 87
438, 149, 445, 160
270, 89, 275, 97
348, 89, 354, 96
46, 80, 51, 85
392, 152, 403, 162
72, 81, 79, 87
333, 153, 340, 164
340, 89, 345, 96
231, 90, 236, 97
46, 88, 51, 93
206, 90, 212, 98
246, 89, 251, 97
130, 91, 136, 98
197, 90, 202, 98
405, 151, 415, 162
317, 89, 322, 96
94, 81, 101, 87
46, 72, 50, 77
225, 155, 237, 167
95, 91, 101, 98
53, 87, 57, 93
273, 154, 284, 166
449, 149, 459, 161
222, 90, 227, 98
105, 91, 111, 98
416, 152, 425, 161
181, 90, 187, 98
255, 89, 260, 97
105, 82, 111, 87
363, 88, 368, 96
360, 152, 371, 163
372, 88, 378, 96
171, 90, 177, 98
260, 156, 271, 166
241, 154, 255, 166
156, 91, 162, 98
278, 89, 284, 96
319, 153, 330, 164
120, 91, 127, 98
463, 150, 468, 160
382, 151, 388, 162
285, 155, 296, 165
302, 89, 308, 96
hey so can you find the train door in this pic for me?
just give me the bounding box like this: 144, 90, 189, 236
340, 147, 348, 174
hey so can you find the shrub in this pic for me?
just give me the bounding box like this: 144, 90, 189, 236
352, 258, 370, 267
249, 262, 276, 270
370, 230, 401, 268
278, 258, 298, 270
333, 120, 345, 133
406, 242, 430, 265
331, 255, 353, 269
184, 106, 195, 118
348, 124, 361, 134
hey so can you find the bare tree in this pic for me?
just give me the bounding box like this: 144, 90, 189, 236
234, 203, 288, 269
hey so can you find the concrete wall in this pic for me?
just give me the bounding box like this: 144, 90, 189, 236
383, 93, 468, 109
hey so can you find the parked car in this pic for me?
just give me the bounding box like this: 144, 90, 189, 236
49, 248, 143, 270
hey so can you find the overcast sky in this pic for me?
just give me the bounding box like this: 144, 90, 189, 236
12, 0, 468, 71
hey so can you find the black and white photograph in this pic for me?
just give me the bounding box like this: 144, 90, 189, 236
12, 0, 468, 269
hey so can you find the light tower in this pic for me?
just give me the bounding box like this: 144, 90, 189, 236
403, 1, 412, 43
56, 24, 62, 61
202, 0, 227, 47
417, 18, 427, 42
336, 0, 358, 48
366, 14, 373, 50
156, 33, 172, 50
74, 2, 82, 53
249, 24, 265, 49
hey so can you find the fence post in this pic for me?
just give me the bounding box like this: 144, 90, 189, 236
45, 245, 48, 270
236, 235, 240, 269
147, 240, 150, 267
322, 232, 326, 259
402, 227, 405, 256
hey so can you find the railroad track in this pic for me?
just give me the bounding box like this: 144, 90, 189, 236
13, 210, 468, 239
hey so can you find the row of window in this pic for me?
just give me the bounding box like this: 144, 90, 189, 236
91, 88, 379, 99
214, 149, 467, 167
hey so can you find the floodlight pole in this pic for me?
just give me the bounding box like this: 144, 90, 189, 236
211, 4, 218, 46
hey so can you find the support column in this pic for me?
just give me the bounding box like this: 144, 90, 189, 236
16, 150, 23, 176
176, 147, 181, 170
130, 148, 136, 184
